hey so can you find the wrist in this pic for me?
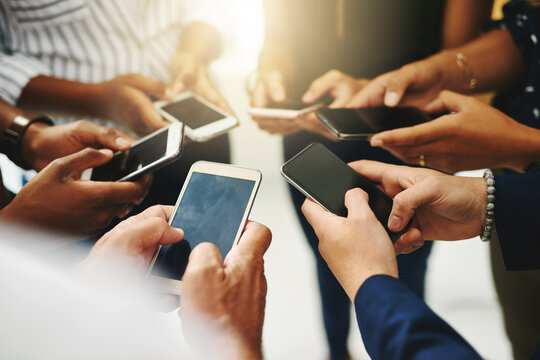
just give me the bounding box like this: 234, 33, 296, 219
91, 81, 115, 120
507, 127, 540, 172
20, 122, 49, 170
432, 51, 458, 91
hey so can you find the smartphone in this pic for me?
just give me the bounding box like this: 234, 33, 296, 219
155, 92, 238, 142
248, 99, 324, 120
281, 143, 409, 241
147, 161, 262, 294
80, 122, 184, 182
315, 106, 431, 140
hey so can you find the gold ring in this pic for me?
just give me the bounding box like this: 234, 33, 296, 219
419, 154, 426, 167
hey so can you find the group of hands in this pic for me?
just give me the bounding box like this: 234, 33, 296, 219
251, 54, 539, 174
3, 52, 233, 234
1, 48, 527, 359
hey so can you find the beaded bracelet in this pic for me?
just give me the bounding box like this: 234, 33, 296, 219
481, 170, 496, 242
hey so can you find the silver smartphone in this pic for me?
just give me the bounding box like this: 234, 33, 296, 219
248, 99, 323, 120
80, 122, 184, 182
147, 161, 262, 294
155, 92, 238, 142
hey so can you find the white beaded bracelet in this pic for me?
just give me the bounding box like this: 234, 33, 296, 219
481, 170, 495, 242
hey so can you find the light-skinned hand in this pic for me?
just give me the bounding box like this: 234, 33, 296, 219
80, 205, 183, 274
302, 188, 398, 301
180, 221, 272, 360
349, 160, 487, 254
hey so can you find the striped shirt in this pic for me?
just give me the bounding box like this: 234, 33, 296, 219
0, 0, 222, 110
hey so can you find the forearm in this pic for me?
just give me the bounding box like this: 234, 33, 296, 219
178, 22, 222, 64
435, 29, 525, 93
442, 0, 494, 49
17, 75, 104, 119
355, 275, 481, 360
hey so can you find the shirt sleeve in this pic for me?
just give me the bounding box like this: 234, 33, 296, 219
354, 275, 482, 360
488, 0, 540, 68
494, 172, 540, 271
0, 52, 51, 105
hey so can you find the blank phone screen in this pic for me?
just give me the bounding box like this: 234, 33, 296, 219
91, 129, 169, 181
282, 143, 400, 240
161, 97, 225, 129
151, 172, 256, 281
317, 106, 430, 135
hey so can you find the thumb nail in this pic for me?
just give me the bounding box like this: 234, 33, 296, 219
371, 138, 383, 147
99, 149, 113, 156
115, 137, 130, 148
384, 92, 400, 107
388, 215, 402, 231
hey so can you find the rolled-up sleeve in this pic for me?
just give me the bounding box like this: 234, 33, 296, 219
0, 53, 51, 104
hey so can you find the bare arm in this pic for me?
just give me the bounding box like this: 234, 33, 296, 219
442, 0, 495, 48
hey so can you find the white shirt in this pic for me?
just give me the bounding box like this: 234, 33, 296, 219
0, 0, 218, 105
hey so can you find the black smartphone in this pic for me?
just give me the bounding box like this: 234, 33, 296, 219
281, 142, 409, 241
81, 123, 184, 182
315, 106, 431, 140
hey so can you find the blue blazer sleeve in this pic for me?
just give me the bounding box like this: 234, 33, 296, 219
354, 275, 481, 360
495, 172, 540, 271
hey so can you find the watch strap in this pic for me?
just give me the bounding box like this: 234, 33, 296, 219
0, 115, 54, 170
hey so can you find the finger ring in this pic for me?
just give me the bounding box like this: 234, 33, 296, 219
419, 154, 426, 167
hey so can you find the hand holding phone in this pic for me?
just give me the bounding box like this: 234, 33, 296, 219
281, 143, 410, 241
155, 92, 238, 142
81, 122, 184, 182
147, 161, 262, 294
248, 99, 324, 120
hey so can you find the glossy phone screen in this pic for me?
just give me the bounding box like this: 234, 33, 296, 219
90, 129, 169, 181
282, 143, 405, 241
161, 97, 225, 129
316, 106, 430, 136
151, 172, 256, 280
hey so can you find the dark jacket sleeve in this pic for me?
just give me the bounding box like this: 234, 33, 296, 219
354, 275, 482, 360
494, 172, 540, 271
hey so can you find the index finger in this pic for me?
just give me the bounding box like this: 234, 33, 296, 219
369, 118, 449, 147
83, 181, 148, 206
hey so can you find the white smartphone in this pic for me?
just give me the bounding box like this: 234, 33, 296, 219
155, 92, 238, 142
147, 161, 262, 294
248, 99, 323, 120
80, 122, 184, 182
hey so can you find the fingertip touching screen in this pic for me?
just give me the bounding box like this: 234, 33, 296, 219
91, 129, 169, 181
151, 172, 256, 281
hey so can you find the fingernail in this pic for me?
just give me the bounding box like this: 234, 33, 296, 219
388, 215, 402, 231
115, 137, 130, 148
384, 92, 399, 107
371, 138, 383, 147
99, 149, 113, 156
274, 89, 285, 101
302, 92, 313, 102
